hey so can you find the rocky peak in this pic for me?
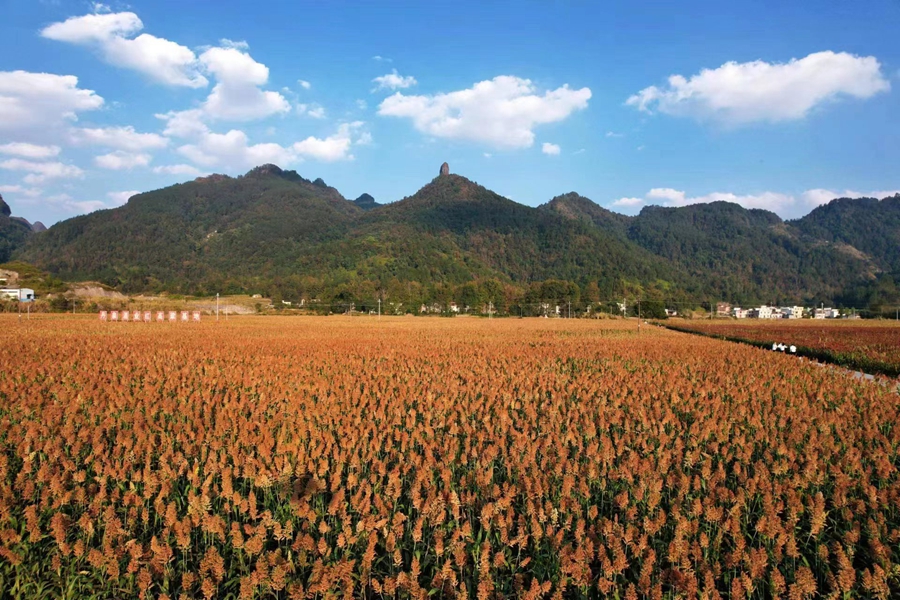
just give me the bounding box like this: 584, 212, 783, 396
0, 193, 10, 217
247, 164, 284, 177
31, 221, 47, 232
439, 162, 449, 176
194, 174, 231, 184
353, 193, 379, 210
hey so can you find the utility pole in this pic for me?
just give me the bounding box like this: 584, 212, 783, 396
378, 298, 381, 318
568, 300, 571, 319
216, 293, 219, 321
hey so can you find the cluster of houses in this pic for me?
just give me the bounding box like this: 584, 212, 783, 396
717, 302, 854, 320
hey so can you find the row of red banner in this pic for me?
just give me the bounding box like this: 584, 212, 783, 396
100, 310, 201, 322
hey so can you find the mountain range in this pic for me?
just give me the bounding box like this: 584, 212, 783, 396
3, 164, 899, 311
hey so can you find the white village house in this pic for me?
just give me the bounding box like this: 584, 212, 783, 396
751, 305, 776, 319
0, 288, 34, 302
780, 306, 804, 319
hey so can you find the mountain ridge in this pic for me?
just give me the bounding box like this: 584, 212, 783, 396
8, 166, 898, 309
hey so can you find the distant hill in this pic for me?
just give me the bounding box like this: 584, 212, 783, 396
791, 195, 900, 272
624, 202, 873, 305
540, 192, 631, 235
17, 165, 361, 294
789, 195, 900, 314
0, 193, 38, 263
540, 194, 876, 305
363, 174, 675, 289
12, 165, 896, 308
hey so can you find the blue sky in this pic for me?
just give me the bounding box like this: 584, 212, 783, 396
1, 0, 898, 225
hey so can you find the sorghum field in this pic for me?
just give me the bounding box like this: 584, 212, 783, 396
1, 316, 898, 599
665, 320, 900, 378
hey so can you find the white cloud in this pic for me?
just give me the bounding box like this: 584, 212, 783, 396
152, 164, 203, 176
0, 158, 84, 184
159, 108, 368, 169
646, 188, 686, 203
605, 131, 624, 138
0, 71, 104, 132
0, 185, 41, 197
801, 188, 900, 207
573, 148, 586, 155
372, 69, 417, 91
627, 51, 890, 125
611, 197, 644, 207
41, 193, 107, 214
642, 187, 796, 212
73, 201, 108, 213
42, 11, 289, 122
177, 122, 365, 168
218, 38, 249, 50
0, 143, 61, 159
609, 187, 900, 217
356, 99, 368, 110
378, 76, 591, 149
107, 190, 140, 206
298, 79, 311, 90
800, 188, 840, 208
94, 151, 152, 169
542, 142, 561, 155
156, 109, 208, 138
484, 153, 492, 158
70, 126, 168, 151
297, 103, 326, 119
199, 46, 291, 121
41, 12, 207, 88
177, 130, 292, 168
372, 55, 392, 63
3, 174, 117, 217
292, 122, 365, 161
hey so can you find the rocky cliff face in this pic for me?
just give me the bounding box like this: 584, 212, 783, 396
439, 162, 449, 176
0, 194, 10, 218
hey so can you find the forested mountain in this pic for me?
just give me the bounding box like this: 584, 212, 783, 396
0, 194, 40, 264
623, 202, 873, 305
363, 174, 675, 289
17, 165, 361, 293
789, 195, 900, 312
791, 195, 900, 272
540, 192, 631, 235
11, 165, 896, 309
540, 195, 878, 305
